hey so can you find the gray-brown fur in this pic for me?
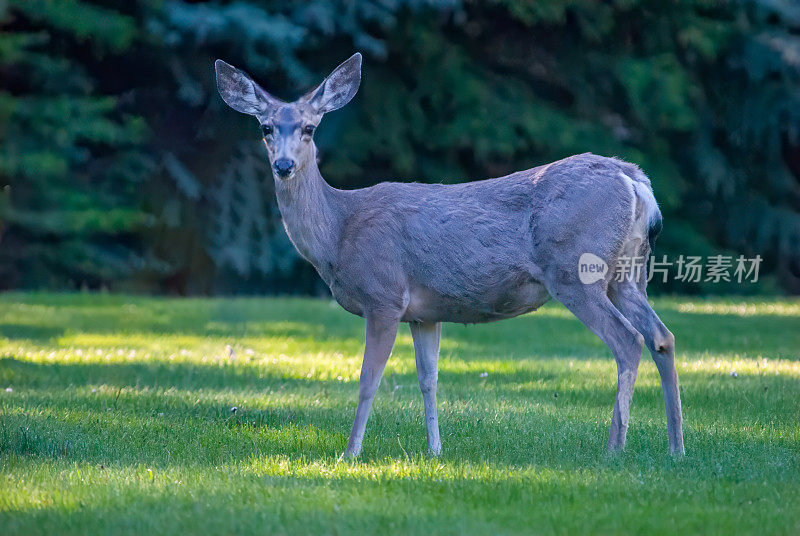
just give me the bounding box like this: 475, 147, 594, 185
215, 53, 685, 456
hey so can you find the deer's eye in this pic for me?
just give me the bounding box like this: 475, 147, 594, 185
261, 124, 273, 137
303, 125, 315, 136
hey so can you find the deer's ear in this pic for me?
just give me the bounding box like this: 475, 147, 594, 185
305, 53, 362, 114
215, 59, 275, 116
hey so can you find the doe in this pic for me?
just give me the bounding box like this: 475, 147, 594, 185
215, 53, 685, 457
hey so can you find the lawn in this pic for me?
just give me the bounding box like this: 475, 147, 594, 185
0, 292, 798, 535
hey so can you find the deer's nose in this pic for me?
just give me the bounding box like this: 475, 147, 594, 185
274, 158, 295, 178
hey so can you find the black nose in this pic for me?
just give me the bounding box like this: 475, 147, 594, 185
274, 158, 295, 177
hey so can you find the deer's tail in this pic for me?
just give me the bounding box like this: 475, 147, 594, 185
631, 179, 662, 252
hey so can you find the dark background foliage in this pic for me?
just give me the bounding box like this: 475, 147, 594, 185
1, 0, 799, 295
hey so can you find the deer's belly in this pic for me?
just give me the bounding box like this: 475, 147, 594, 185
403, 278, 551, 324
326, 259, 550, 324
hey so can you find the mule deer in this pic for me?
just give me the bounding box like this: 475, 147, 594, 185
215, 53, 685, 457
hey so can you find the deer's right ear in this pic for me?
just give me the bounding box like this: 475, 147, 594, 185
214, 59, 273, 116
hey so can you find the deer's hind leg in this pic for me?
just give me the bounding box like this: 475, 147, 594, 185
609, 281, 685, 454
551, 284, 645, 452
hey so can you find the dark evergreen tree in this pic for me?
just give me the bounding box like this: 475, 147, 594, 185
0, 0, 157, 289
1, 0, 798, 293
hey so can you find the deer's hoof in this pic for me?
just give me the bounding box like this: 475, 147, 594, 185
343, 448, 361, 459
669, 445, 686, 457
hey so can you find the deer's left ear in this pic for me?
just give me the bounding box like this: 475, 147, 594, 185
304, 53, 362, 114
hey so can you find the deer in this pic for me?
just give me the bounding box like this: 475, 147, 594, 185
214, 53, 685, 458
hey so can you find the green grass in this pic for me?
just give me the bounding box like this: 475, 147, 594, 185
0, 292, 798, 535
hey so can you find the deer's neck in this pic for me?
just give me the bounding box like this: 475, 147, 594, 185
273, 158, 348, 277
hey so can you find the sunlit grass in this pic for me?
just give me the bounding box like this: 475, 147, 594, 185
1, 292, 799, 534
668, 300, 800, 317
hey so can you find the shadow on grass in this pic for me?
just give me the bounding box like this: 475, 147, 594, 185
0, 481, 515, 536
2, 356, 796, 419
2, 357, 797, 478
2, 310, 798, 365
3, 450, 797, 536
0, 323, 66, 342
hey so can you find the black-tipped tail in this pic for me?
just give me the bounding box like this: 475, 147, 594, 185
648, 208, 663, 252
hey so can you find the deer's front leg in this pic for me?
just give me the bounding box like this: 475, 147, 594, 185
345, 314, 399, 458
410, 321, 442, 456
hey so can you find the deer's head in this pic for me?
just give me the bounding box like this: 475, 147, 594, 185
215, 53, 362, 181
